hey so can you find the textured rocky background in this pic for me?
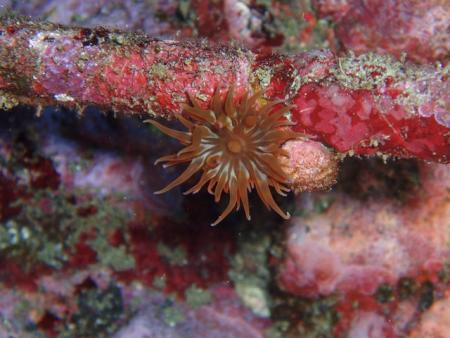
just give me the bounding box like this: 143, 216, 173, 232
0, 1, 448, 337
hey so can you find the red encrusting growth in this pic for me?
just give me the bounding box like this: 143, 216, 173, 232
0, 17, 448, 163
117, 220, 235, 296
291, 83, 449, 160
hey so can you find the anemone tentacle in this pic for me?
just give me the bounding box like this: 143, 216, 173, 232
147, 87, 300, 225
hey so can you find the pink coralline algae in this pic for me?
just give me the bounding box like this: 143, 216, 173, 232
313, 0, 450, 64
280, 139, 338, 192
278, 162, 450, 336
279, 163, 450, 297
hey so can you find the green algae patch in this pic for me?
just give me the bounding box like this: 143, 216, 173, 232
161, 302, 185, 327
0, 187, 133, 271
228, 230, 273, 318
184, 284, 212, 308
332, 52, 405, 91
0, 91, 20, 110
88, 236, 135, 271
157, 242, 188, 266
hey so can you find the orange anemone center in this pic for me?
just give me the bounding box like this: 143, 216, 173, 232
227, 139, 243, 154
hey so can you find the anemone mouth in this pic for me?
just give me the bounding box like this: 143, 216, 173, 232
146, 86, 299, 225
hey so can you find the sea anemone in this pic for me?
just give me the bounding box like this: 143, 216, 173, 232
146, 87, 299, 225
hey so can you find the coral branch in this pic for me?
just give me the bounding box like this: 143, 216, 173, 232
0, 16, 449, 163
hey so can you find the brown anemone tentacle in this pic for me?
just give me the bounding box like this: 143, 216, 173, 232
224, 85, 236, 117
254, 170, 291, 220
155, 157, 205, 194
211, 181, 239, 226
145, 120, 190, 144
